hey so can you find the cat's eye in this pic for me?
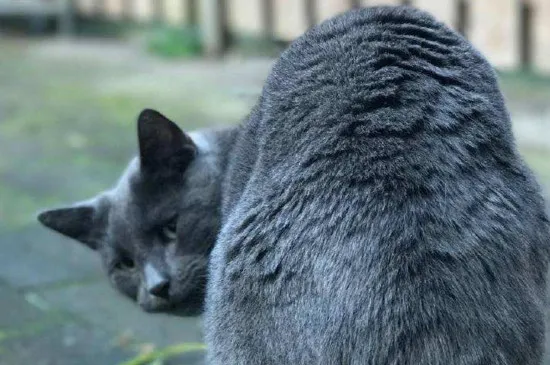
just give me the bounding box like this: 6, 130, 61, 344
115, 255, 135, 270
159, 217, 178, 242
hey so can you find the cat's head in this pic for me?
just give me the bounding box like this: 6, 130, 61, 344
38, 109, 220, 314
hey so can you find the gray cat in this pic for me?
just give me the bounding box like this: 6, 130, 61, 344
205, 6, 550, 364
38, 5, 550, 364
38, 109, 236, 314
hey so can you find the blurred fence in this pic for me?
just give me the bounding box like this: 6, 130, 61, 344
73, 0, 550, 73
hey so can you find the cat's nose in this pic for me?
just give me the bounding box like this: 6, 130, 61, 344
144, 263, 170, 299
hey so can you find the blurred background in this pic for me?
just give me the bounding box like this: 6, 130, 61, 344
0, 0, 549, 364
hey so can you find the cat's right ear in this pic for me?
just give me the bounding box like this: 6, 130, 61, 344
37, 202, 105, 250
137, 109, 196, 177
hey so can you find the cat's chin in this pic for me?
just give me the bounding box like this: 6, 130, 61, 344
138, 299, 169, 313
137, 288, 172, 313
136, 286, 204, 316
138, 298, 203, 317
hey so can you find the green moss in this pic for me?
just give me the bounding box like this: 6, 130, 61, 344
498, 70, 550, 104
118, 342, 206, 365
519, 146, 550, 185
0, 184, 57, 229
98, 94, 145, 124
0, 314, 70, 343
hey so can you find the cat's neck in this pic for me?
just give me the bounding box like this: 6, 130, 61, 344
187, 126, 240, 204
189, 127, 239, 173
189, 127, 239, 161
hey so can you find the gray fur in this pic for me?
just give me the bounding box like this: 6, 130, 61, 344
38, 109, 237, 314
205, 6, 550, 364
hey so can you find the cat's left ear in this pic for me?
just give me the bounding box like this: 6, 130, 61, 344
137, 109, 196, 176
37, 200, 106, 250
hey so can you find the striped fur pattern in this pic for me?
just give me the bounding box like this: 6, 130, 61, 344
206, 6, 550, 364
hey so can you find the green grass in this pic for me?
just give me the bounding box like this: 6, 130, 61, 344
0, 314, 70, 344
520, 146, 550, 184
0, 40, 249, 231
147, 26, 202, 58
498, 70, 550, 104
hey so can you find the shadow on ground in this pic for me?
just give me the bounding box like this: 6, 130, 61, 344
0, 37, 549, 365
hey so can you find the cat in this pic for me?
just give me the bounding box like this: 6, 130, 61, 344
38, 109, 237, 314
204, 5, 550, 365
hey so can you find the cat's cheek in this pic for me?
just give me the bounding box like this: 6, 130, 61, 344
109, 271, 139, 300
167, 255, 208, 302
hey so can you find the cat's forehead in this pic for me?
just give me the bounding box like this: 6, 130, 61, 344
108, 157, 180, 219
110, 157, 163, 203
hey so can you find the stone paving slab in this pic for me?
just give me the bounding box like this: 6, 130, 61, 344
0, 223, 206, 364
38, 280, 205, 348
0, 38, 548, 365
0, 226, 102, 289
0, 280, 47, 329
0, 281, 132, 365
0, 323, 132, 365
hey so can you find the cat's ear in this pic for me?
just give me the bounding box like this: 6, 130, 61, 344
37, 202, 105, 250
137, 109, 196, 176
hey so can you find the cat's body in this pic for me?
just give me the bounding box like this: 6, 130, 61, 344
205, 6, 550, 364
38, 5, 550, 364
38, 111, 237, 313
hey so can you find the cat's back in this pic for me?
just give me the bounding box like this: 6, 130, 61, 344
209, 6, 550, 365
243, 5, 509, 181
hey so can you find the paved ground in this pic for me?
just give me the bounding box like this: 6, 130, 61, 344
0, 37, 267, 365
0, 37, 549, 365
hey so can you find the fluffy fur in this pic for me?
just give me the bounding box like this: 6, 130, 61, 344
205, 6, 550, 364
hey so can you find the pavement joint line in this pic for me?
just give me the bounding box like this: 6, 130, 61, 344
18, 275, 104, 292
0, 313, 71, 343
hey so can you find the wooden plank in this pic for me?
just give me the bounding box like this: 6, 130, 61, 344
363, 0, 401, 6
227, 0, 263, 34
0, 1, 65, 16
469, 0, 520, 70
152, 0, 165, 23
261, 0, 275, 38
274, 0, 308, 40
317, 0, 350, 23
103, 0, 125, 19
316, 0, 350, 23
455, 0, 469, 36
0, 0, 74, 35
519, 0, 533, 68
58, 0, 75, 35
200, 0, 227, 56
414, 0, 455, 28
134, 0, 154, 22
304, 0, 317, 28
532, 0, 550, 73
164, 0, 185, 24
75, 0, 95, 15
